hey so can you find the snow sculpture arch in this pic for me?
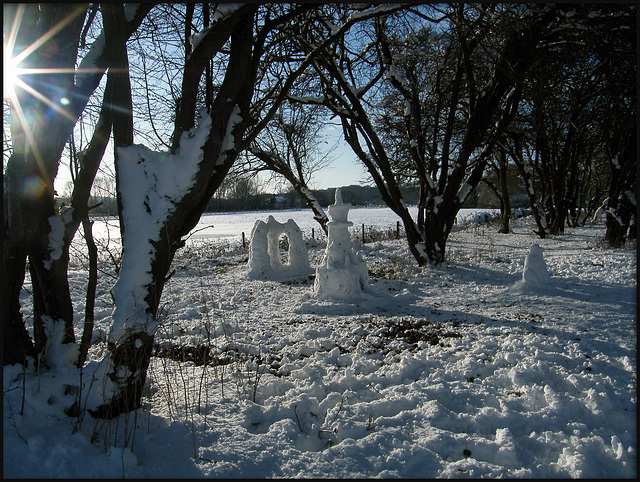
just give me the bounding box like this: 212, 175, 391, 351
247, 215, 312, 279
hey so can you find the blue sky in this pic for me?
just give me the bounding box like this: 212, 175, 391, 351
54, 131, 370, 197
312, 138, 370, 190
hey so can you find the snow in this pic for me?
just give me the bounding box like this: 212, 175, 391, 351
612, 155, 621, 170
42, 316, 80, 367
4, 213, 636, 478
44, 214, 65, 269
457, 182, 473, 204
189, 27, 210, 52
347, 4, 405, 24
123, 4, 140, 22
216, 105, 241, 166
189, 5, 246, 51
386, 66, 411, 91
213, 3, 245, 22
522, 244, 552, 288
91, 207, 500, 246
298, 185, 326, 219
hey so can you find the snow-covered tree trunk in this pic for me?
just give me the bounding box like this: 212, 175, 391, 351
292, 182, 330, 235
90, 9, 257, 418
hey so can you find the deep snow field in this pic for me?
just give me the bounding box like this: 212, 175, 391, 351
3, 210, 637, 478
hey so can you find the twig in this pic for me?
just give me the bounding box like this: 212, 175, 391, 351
21, 361, 26, 415
6, 399, 27, 444
331, 396, 347, 423
366, 413, 376, 431
293, 405, 304, 432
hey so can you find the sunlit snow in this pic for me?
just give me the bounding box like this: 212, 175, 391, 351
3, 210, 637, 478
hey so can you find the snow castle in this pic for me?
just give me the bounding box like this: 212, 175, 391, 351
314, 188, 369, 300
247, 216, 312, 279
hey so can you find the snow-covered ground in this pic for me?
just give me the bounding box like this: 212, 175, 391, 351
3, 211, 637, 478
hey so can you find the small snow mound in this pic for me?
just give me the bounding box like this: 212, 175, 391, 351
522, 244, 551, 288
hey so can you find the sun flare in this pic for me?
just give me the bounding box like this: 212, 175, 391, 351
3, 45, 19, 99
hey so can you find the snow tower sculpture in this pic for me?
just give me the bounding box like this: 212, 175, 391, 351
314, 188, 369, 300
522, 243, 551, 287
248, 216, 312, 279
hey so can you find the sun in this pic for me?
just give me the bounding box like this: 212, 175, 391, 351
3, 44, 20, 99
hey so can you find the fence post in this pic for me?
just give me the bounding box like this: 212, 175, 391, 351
362, 223, 366, 244
396, 220, 400, 239
242, 232, 246, 249
312, 227, 315, 241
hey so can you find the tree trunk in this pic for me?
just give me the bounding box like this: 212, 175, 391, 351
508, 133, 549, 238
605, 129, 637, 247
3, 4, 86, 365
422, 209, 449, 265
77, 216, 98, 368
497, 150, 511, 234
91, 9, 258, 418
2, 4, 152, 367
2, 242, 35, 365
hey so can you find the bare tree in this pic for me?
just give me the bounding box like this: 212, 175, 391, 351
294, 4, 558, 265
482, 146, 513, 233
593, 6, 636, 246
245, 103, 336, 233
85, 3, 404, 417
502, 4, 635, 241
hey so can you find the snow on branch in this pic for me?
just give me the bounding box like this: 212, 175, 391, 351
213, 3, 245, 21
287, 95, 327, 105
347, 4, 405, 23
456, 182, 473, 204
216, 104, 242, 167
190, 4, 246, 51
75, 33, 106, 87
386, 65, 411, 92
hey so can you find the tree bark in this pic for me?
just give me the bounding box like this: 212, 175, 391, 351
3, 4, 86, 365
605, 124, 637, 247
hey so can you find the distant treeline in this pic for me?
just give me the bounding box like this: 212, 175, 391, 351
205, 185, 421, 212
57, 179, 528, 217
204, 181, 528, 213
